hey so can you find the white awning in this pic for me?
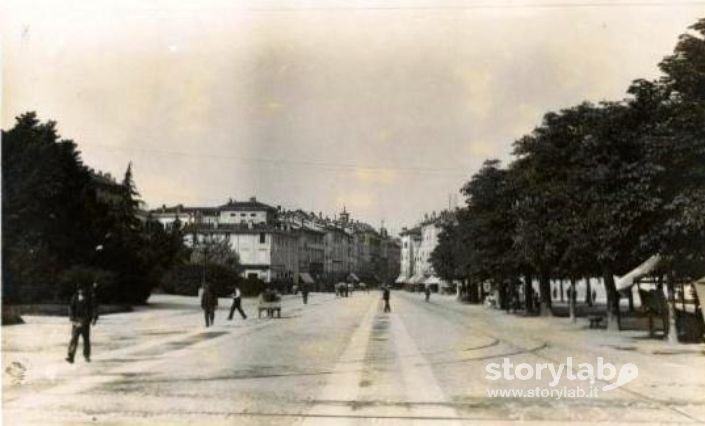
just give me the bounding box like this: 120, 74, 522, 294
299, 273, 315, 284
395, 274, 408, 284
615, 255, 662, 291
409, 273, 425, 284
424, 275, 441, 285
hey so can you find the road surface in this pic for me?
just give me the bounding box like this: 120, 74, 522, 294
3, 291, 705, 425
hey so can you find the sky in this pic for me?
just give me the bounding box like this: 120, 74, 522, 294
2, 0, 704, 235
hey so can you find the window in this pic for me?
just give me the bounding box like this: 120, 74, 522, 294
241, 213, 246, 217
250, 213, 256, 217
260, 233, 266, 244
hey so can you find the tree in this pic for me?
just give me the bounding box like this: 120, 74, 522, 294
2, 112, 98, 303
461, 160, 518, 309
2, 113, 189, 307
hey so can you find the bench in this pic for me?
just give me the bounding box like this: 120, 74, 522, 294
588, 315, 604, 329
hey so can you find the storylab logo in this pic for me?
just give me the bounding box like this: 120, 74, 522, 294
485, 357, 639, 399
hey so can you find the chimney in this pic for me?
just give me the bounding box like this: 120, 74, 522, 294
229, 197, 233, 204
250, 196, 256, 202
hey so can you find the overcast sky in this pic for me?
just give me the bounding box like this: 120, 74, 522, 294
2, 0, 703, 234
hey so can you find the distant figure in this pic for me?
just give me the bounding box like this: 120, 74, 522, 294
382, 286, 391, 313
347, 283, 354, 297
90, 281, 100, 325
66, 286, 94, 363
532, 289, 540, 313
424, 286, 431, 302
201, 282, 218, 327
228, 285, 247, 320
301, 284, 309, 304
592, 289, 597, 304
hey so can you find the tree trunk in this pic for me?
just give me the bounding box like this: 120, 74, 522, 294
585, 277, 592, 307
559, 280, 565, 302
468, 280, 480, 304
627, 289, 635, 312
666, 271, 679, 344
524, 273, 534, 314
603, 270, 621, 331
539, 272, 552, 316
569, 278, 577, 322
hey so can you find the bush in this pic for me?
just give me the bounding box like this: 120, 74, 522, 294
58, 265, 116, 303
159, 263, 243, 297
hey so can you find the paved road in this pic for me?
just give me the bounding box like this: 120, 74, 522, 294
3, 291, 705, 425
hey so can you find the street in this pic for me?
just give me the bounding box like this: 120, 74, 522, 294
3, 291, 705, 425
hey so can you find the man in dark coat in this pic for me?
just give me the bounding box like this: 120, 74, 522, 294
228, 285, 247, 320
201, 282, 218, 327
66, 286, 94, 363
382, 286, 391, 313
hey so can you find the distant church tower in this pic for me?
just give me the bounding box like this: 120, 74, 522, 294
339, 206, 350, 224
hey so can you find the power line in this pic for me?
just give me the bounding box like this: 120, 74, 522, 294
80, 142, 475, 176
234, 1, 705, 12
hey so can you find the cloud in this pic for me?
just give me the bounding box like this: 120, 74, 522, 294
336, 191, 376, 211
353, 167, 399, 185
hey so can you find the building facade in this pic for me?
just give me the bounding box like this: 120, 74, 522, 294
152, 199, 400, 290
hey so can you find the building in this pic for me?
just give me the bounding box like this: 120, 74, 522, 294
398, 210, 455, 292
397, 226, 421, 288
150, 198, 401, 290
152, 197, 300, 285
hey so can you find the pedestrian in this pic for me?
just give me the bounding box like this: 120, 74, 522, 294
201, 282, 217, 327
382, 286, 391, 313
66, 286, 94, 363
301, 284, 309, 304
424, 286, 431, 302
90, 281, 100, 325
228, 285, 247, 320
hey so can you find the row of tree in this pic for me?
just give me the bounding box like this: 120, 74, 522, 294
431, 18, 705, 332
2, 112, 189, 306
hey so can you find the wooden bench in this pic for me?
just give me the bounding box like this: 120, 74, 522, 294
588, 315, 604, 329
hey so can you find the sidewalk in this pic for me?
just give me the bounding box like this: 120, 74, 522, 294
2, 293, 333, 401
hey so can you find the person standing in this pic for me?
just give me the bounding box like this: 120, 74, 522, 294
301, 284, 309, 305
424, 286, 431, 302
66, 286, 94, 363
228, 285, 247, 320
90, 281, 100, 325
201, 282, 218, 327
382, 286, 391, 313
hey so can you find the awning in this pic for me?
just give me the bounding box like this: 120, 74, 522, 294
424, 275, 441, 285
299, 273, 315, 284
348, 273, 360, 282
395, 274, 408, 284
409, 272, 425, 284
615, 255, 662, 291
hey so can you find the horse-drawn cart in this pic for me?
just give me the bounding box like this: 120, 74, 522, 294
258, 290, 282, 318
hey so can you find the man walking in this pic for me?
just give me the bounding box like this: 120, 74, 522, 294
201, 282, 218, 327
228, 285, 247, 320
66, 286, 94, 363
382, 286, 391, 313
